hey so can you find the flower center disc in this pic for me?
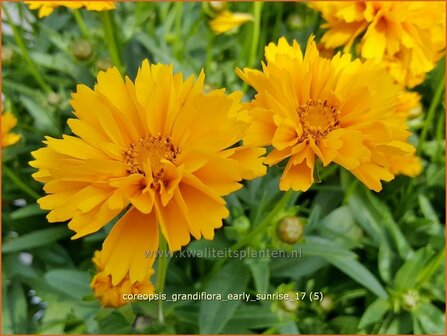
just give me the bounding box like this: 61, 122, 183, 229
297, 99, 340, 141
124, 135, 179, 187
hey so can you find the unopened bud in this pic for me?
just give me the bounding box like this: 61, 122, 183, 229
2, 46, 14, 65
320, 295, 334, 312
280, 291, 299, 312
402, 290, 419, 311
47, 92, 62, 106
210, 1, 227, 13
96, 58, 113, 71
72, 40, 93, 61
233, 216, 250, 233
277, 216, 304, 244
287, 14, 303, 30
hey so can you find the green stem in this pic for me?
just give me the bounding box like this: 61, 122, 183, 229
435, 107, 445, 162
248, 2, 263, 68
100, 11, 124, 73
3, 4, 51, 93
156, 234, 169, 325
2, 165, 40, 200
173, 2, 183, 59
205, 35, 215, 73
416, 247, 445, 289
417, 70, 445, 154
72, 9, 90, 38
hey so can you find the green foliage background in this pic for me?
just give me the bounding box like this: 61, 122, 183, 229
2, 1, 445, 334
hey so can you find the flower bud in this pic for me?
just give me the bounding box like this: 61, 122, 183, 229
72, 40, 93, 61
401, 290, 419, 311
233, 216, 250, 233
320, 295, 334, 312
280, 291, 299, 312
210, 1, 227, 13
287, 14, 303, 30
2, 46, 14, 65
277, 216, 304, 244
47, 92, 62, 106
96, 58, 113, 71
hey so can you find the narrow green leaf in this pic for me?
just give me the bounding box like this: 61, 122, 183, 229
303, 237, 388, 298
44, 269, 91, 300
246, 259, 269, 294
359, 298, 390, 328
199, 260, 250, 334
11, 204, 46, 219
417, 303, 445, 334
2, 226, 71, 253
394, 247, 431, 290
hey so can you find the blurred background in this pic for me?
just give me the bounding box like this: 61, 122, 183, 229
1, 1, 445, 334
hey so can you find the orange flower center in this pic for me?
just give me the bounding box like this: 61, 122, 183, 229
124, 135, 180, 188
297, 99, 340, 141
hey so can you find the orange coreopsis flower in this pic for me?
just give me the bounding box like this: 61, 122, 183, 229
90, 250, 155, 307
209, 10, 253, 34
30, 61, 265, 285
1, 111, 21, 148
310, 1, 446, 88
26, 1, 115, 18
237, 37, 417, 192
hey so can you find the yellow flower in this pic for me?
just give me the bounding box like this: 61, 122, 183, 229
387, 154, 422, 178
310, 1, 446, 88
237, 36, 417, 192
210, 10, 253, 34
1, 111, 21, 148
91, 250, 155, 308
26, 1, 115, 18
395, 90, 422, 120
30, 60, 265, 285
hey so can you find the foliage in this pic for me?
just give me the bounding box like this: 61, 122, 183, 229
2, 1, 445, 334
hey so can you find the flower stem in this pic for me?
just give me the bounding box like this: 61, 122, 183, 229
173, 2, 183, 59
417, 68, 445, 154
3, 4, 51, 93
156, 233, 169, 325
72, 9, 90, 38
248, 1, 263, 68
3, 165, 40, 200
100, 11, 124, 74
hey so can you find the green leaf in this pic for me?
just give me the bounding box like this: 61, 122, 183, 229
2, 226, 71, 253
301, 236, 357, 259
10, 204, 46, 219
319, 206, 363, 248
246, 258, 269, 294
221, 304, 280, 333
358, 298, 390, 328
278, 321, 299, 334
199, 260, 250, 334
5, 281, 28, 333
97, 311, 132, 334
378, 242, 397, 284
418, 194, 440, 225
20, 95, 58, 134
329, 316, 359, 334
394, 247, 432, 290
304, 237, 388, 298
44, 269, 91, 300
416, 303, 445, 334
348, 186, 412, 258
270, 255, 327, 279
